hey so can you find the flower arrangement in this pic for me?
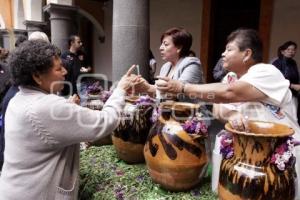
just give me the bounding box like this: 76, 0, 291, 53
86, 81, 103, 95
99, 90, 112, 103
150, 107, 208, 136
219, 130, 234, 159
270, 137, 300, 171
182, 116, 208, 136
135, 95, 155, 107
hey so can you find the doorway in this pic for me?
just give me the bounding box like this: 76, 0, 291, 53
201, 0, 273, 83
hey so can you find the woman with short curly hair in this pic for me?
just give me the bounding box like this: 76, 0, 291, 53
0, 40, 136, 199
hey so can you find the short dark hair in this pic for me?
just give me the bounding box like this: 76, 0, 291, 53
277, 41, 297, 58
227, 28, 263, 63
68, 35, 79, 47
9, 40, 61, 86
160, 27, 193, 58
15, 35, 28, 47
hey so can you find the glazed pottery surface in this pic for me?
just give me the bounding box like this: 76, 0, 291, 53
84, 97, 112, 145
144, 101, 209, 191
218, 121, 296, 200
112, 96, 153, 163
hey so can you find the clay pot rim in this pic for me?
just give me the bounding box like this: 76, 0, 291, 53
125, 95, 156, 104
160, 101, 200, 111
87, 94, 101, 99
225, 120, 294, 137
125, 96, 140, 103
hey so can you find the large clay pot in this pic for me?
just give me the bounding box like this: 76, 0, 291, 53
112, 96, 153, 164
84, 97, 112, 145
218, 121, 296, 200
144, 101, 209, 191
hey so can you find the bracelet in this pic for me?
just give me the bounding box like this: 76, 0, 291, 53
181, 82, 186, 93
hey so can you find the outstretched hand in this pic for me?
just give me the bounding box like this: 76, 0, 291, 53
117, 65, 139, 91
68, 94, 80, 105
156, 76, 183, 94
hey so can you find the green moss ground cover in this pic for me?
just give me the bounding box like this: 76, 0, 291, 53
79, 145, 218, 200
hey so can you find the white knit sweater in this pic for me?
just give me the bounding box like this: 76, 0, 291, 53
0, 86, 125, 200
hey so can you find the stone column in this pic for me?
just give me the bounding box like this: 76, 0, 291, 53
43, 3, 77, 52
0, 29, 27, 49
0, 29, 11, 49
112, 0, 149, 82
24, 20, 47, 36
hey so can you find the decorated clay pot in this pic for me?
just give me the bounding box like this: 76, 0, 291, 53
144, 101, 209, 191
112, 96, 154, 164
218, 121, 296, 200
84, 97, 111, 145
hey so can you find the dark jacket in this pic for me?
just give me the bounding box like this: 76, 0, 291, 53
0, 62, 11, 111
272, 57, 299, 96
61, 51, 81, 95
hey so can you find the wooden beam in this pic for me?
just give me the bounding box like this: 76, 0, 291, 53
200, 0, 213, 83
259, 0, 274, 62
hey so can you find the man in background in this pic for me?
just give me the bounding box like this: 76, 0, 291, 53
61, 35, 83, 96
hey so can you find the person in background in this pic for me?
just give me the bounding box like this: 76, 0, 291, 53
28, 31, 50, 43
213, 57, 228, 82
61, 35, 83, 96
151, 29, 300, 196
0, 31, 47, 171
132, 27, 204, 102
76, 49, 93, 101
78, 49, 92, 73
0, 58, 10, 172
0, 47, 9, 64
272, 41, 300, 124
0, 46, 12, 171
188, 50, 196, 57
15, 35, 28, 48
0, 40, 138, 199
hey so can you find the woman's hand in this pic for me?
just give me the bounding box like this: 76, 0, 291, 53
290, 84, 300, 91
156, 76, 183, 94
132, 77, 152, 94
228, 113, 250, 132
117, 65, 139, 91
68, 94, 80, 105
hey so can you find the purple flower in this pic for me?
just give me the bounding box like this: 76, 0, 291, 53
270, 137, 297, 171
151, 107, 160, 123
220, 132, 234, 159
182, 117, 208, 136
99, 90, 112, 103
116, 169, 124, 176
114, 185, 125, 200
190, 188, 201, 197
136, 175, 145, 182
115, 191, 124, 200
87, 81, 103, 95
135, 95, 155, 106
